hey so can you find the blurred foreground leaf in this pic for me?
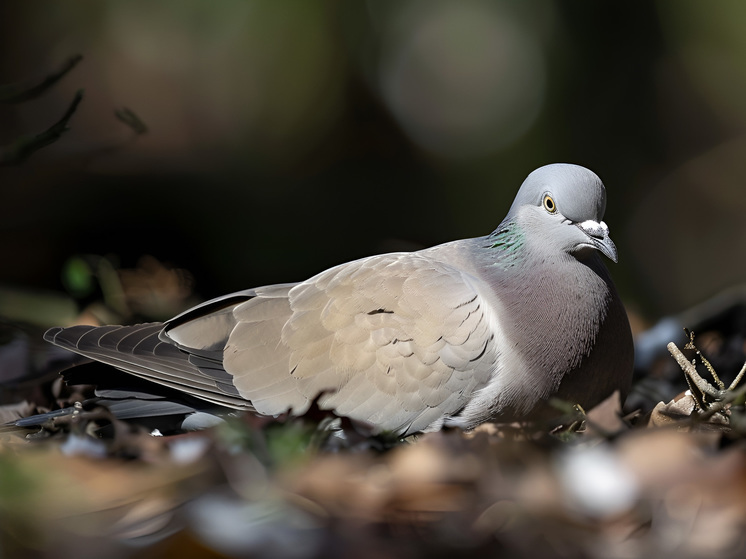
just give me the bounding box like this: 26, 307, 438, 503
0, 286, 78, 327
0, 441, 215, 552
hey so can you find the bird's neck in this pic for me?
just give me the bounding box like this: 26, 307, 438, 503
482, 222, 528, 270
476, 224, 614, 377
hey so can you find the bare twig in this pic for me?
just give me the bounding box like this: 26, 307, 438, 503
684, 328, 724, 389
0, 54, 83, 104
667, 328, 746, 428
114, 107, 148, 135
0, 89, 84, 165
666, 342, 724, 400
729, 361, 746, 391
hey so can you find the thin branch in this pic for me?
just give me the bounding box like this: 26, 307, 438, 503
666, 342, 724, 400
0, 90, 84, 166
667, 338, 746, 426
728, 361, 746, 391
0, 55, 83, 104
683, 328, 724, 389
114, 107, 148, 135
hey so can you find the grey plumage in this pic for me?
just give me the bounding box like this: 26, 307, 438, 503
44, 164, 634, 436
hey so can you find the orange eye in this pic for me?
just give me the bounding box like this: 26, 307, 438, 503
543, 194, 556, 213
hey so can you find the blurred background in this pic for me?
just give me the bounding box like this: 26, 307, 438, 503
5, 5, 746, 556
1, 0, 746, 330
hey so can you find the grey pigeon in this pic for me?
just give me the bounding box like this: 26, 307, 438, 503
44, 164, 634, 436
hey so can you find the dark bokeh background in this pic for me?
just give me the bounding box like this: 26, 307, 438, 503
2, 0, 746, 326
5, 6, 746, 557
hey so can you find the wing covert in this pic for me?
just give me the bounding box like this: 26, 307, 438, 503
225, 252, 499, 435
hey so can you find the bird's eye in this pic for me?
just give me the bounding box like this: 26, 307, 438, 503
543, 194, 557, 213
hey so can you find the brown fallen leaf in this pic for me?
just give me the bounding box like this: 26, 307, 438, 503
648, 391, 730, 431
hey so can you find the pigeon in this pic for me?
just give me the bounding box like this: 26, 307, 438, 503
42, 164, 634, 436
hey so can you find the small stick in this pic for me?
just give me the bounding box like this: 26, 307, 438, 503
667, 342, 724, 400
728, 360, 746, 391
684, 329, 724, 389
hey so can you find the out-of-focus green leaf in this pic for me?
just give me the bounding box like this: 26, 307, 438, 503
0, 287, 78, 327
62, 256, 94, 298
264, 422, 316, 469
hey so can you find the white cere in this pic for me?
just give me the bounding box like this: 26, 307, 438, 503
577, 220, 609, 237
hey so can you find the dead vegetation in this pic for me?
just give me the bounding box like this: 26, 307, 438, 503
2, 258, 746, 558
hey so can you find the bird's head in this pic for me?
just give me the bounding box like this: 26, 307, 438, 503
507, 163, 618, 263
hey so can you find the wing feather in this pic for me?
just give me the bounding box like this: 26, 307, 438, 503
45, 249, 500, 435
44, 324, 253, 409
225, 251, 498, 434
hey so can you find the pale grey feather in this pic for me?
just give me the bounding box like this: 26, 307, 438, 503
43, 163, 634, 436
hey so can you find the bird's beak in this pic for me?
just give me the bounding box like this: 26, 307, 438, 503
576, 220, 618, 263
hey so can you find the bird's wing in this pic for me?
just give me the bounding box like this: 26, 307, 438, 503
219, 252, 499, 435
46, 253, 501, 435
44, 322, 253, 409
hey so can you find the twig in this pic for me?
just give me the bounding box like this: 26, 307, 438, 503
729, 361, 746, 391
667, 332, 746, 426
114, 107, 148, 135
684, 328, 724, 389
0, 89, 84, 165
666, 342, 724, 400
0, 55, 83, 104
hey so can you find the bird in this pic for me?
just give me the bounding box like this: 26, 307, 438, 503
42, 164, 634, 437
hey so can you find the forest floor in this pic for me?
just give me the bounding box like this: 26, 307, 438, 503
2, 257, 746, 559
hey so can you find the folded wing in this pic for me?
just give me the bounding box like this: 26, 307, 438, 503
46, 252, 500, 435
